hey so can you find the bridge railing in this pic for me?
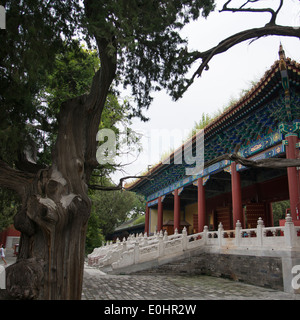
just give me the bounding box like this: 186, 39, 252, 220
87, 214, 300, 270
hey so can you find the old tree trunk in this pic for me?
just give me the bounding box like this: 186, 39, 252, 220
0, 41, 116, 299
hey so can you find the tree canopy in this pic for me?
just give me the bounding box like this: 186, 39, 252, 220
0, 0, 217, 185
0, 0, 82, 164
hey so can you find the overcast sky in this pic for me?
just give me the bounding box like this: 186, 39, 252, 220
111, 0, 300, 184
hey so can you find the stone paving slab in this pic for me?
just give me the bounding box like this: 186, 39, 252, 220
3, 252, 300, 301
82, 265, 300, 300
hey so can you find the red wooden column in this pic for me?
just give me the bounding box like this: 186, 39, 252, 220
174, 189, 180, 233
157, 196, 163, 232
144, 203, 150, 235
286, 134, 300, 221
197, 178, 206, 233
231, 162, 243, 227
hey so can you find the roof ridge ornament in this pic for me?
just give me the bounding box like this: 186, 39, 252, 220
279, 42, 286, 62
278, 43, 291, 121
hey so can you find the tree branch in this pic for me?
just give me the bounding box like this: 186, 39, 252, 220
185, 24, 300, 92
82, 38, 118, 182
204, 143, 300, 169
220, 0, 283, 25
89, 141, 300, 191
88, 175, 153, 191
230, 154, 300, 169
176, 0, 300, 98
0, 160, 35, 197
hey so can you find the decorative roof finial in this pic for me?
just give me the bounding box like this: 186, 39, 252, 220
278, 43, 288, 80
278, 43, 291, 121
279, 42, 286, 61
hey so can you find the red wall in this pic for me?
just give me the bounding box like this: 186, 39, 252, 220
0, 225, 21, 246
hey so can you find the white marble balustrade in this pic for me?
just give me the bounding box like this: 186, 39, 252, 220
87, 214, 300, 271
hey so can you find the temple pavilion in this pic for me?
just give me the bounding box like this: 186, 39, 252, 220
126, 46, 300, 236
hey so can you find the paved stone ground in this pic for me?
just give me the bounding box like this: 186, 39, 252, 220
82, 264, 300, 300
3, 251, 300, 300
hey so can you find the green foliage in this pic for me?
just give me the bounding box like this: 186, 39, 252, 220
132, 214, 145, 226
89, 188, 145, 237
1, 0, 216, 165
86, 177, 146, 251
85, 0, 215, 118
0, 0, 83, 165
44, 42, 100, 116
188, 79, 259, 139
85, 210, 105, 254
190, 113, 213, 135
272, 200, 290, 226
35, 42, 101, 166
31, 41, 141, 175
85, 195, 146, 254
0, 189, 18, 232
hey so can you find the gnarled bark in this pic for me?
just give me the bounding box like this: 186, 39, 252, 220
4, 97, 93, 299
5, 164, 90, 299
2, 35, 117, 299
